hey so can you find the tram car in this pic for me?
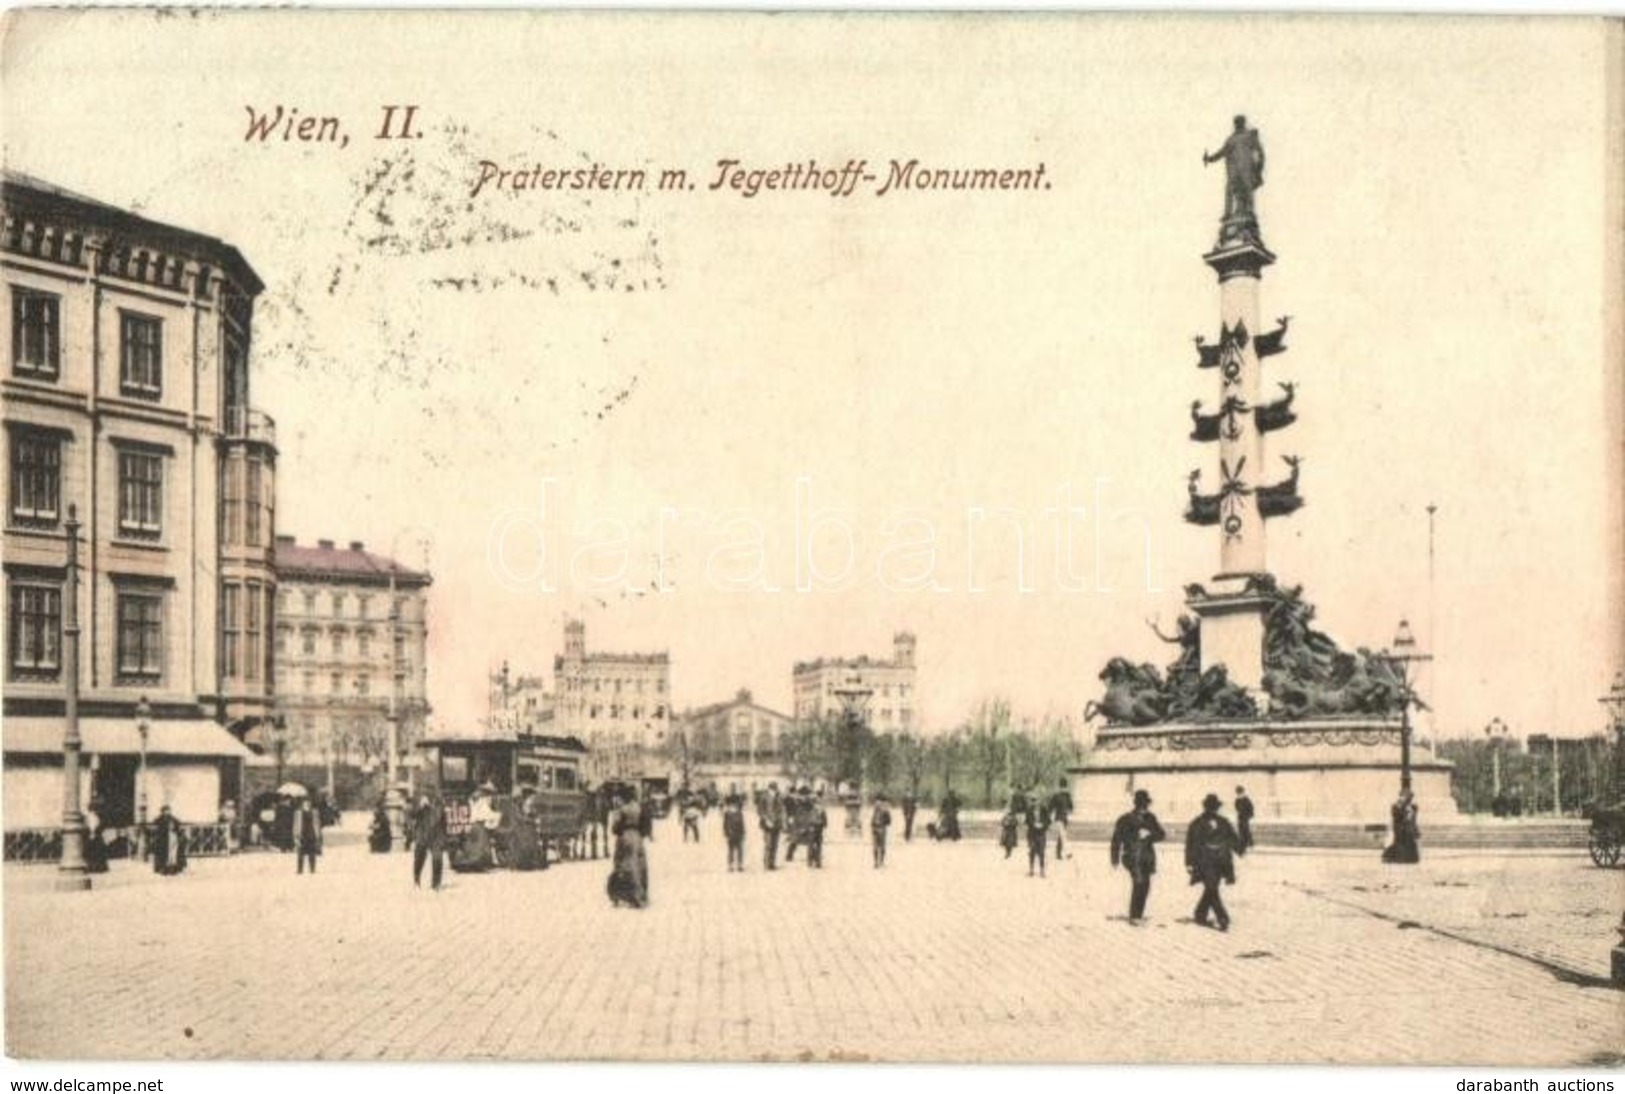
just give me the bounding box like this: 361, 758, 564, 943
417, 733, 591, 870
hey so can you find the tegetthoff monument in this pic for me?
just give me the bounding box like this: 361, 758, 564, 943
1071, 117, 1455, 824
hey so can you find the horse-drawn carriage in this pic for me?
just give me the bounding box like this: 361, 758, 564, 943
418, 733, 592, 870
1588, 803, 1624, 867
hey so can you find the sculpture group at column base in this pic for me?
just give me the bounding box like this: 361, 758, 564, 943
1071, 718, 1457, 824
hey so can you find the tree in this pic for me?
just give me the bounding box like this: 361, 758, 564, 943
965, 698, 1013, 808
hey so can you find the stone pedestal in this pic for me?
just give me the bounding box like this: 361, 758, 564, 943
1071, 718, 1457, 823
1189, 577, 1270, 694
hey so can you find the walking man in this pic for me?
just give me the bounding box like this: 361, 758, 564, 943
1024, 791, 1051, 878
293, 796, 323, 875
901, 793, 918, 842
806, 790, 829, 869
870, 794, 893, 868
1110, 789, 1165, 923
411, 791, 447, 891
723, 793, 746, 872
1048, 777, 1074, 860
1234, 786, 1255, 853
681, 796, 702, 843
1185, 793, 1242, 931
759, 783, 785, 870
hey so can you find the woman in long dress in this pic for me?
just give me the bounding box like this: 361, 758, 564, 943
607, 792, 649, 908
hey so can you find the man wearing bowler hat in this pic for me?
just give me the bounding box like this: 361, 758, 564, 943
1185, 792, 1243, 931
1109, 789, 1165, 923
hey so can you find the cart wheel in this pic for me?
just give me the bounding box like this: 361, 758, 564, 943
1589, 829, 1621, 867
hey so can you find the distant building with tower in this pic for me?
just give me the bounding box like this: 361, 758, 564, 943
552, 618, 671, 782
792, 632, 917, 732
488, 661, 553, 735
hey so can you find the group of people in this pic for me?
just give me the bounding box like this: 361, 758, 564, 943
753, 782, 831, 869
1108, 785, 1254, 930
998, 778, 1075, 878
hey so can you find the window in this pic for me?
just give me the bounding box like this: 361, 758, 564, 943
11, 289, 59, 379
300, 628, 316, 656
117, 450, 163, 538
244, 582, 262, 681
357, 674, 370, 697
276, 589, 289, 613
331, 630, 344, 657
357, 595, 372, 620
358, 631, 371, 658
9, 430, 61, 526
119, 312, 162, 398
303, 671, 315, 695
222, 583, 242, 679
393, 633, 405, 662
274, 627, 288, 655
332, 593, 344, 618
8, 581, 61, 679
245, 460, 263, 546
303, 591, 316, 614
115, 591, 164, 682
221, 456, 242, 546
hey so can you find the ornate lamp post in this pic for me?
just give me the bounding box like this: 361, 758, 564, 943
1383, 619, 1431, 796
1485, 716, 1508, 809
57, 505, 90, 891
135, 695, 152, 859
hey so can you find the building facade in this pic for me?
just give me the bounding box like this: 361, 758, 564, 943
551, 618, 671, 782
271, 537, 431, 784
676, 688, 792, 788
793, 627, 923, 728
2, 172, 265, 832
792, 632, 918, 733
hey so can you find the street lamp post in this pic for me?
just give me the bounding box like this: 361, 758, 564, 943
57, 505, 91, 892
1485, 716, 1508, 810
273, 715, 288, 787
1383, 619, 1432, 795
135, 696, 152, 860
1379, 619, 1431, 864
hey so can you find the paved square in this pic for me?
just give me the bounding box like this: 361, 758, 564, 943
6, 818, 1621, 1064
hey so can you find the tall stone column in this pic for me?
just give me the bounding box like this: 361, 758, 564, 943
1206, 241, 1274, 578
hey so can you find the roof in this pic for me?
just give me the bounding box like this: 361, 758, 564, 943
275, 539, 431, 585
3, 717, 254, 759
2, 170, 264, 296
793, 655, 910, 675
682, 695, 792, 724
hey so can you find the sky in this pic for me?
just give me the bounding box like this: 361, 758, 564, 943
3, 12, 1620, 741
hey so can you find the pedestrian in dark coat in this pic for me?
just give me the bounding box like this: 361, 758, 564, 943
1024, 794, 1051, 878
806, 792, 828, 869
293, 798, 323, 874
723, 797, 747, 872
410, 792, 447, 891
150, 806, 187, 876
1110, 789, 1165, 922
870, 796, 892, 868
1185, 793, 1242, 930
368, 801, 393, 854
901, 794, 918, 842
758, 784, 785, 870
1234, 786, 1255, 853
1048, 778, 1074, 860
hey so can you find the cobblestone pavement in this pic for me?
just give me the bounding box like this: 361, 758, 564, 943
6, 819, 1621, 1065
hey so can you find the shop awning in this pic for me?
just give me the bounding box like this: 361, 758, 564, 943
3, 717, 254, 759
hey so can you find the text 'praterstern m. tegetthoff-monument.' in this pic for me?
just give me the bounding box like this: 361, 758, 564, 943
1071, 117, 1455, 824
